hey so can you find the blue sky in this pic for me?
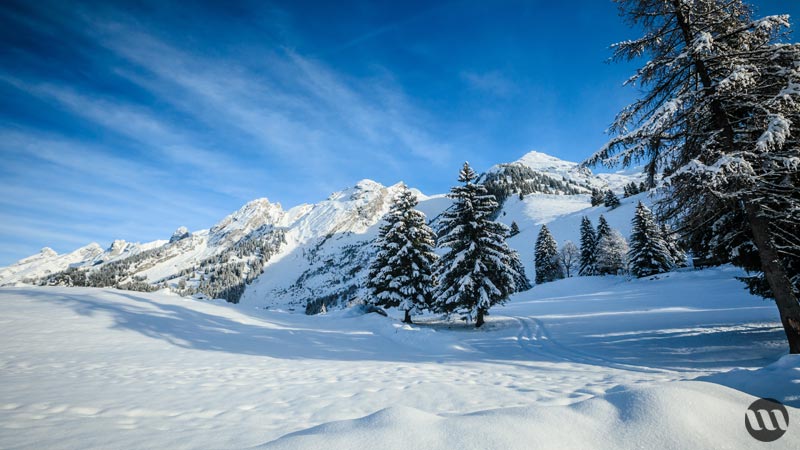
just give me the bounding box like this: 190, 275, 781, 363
1, 0, 798, 265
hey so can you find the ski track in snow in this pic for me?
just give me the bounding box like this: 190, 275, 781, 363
511, 316, 670, 374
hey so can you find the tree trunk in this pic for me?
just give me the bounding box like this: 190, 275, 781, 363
744, 202, 800, 353
476, 309, 485, 328
671, 1, 800, 353
403, 309, 413, 324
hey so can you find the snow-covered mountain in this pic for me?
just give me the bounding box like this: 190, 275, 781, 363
0, 244, 105, 284
0, 150, 642, 311
485, 150, 642, 192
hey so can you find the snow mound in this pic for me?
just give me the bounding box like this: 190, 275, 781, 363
259, 381, 799, 449
700, 355, 800, 407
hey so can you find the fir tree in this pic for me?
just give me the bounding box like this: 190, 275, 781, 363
590, 188, 605, 207
596, 215, 611, 243
578, 216, 597, 276
624, 182, 641, 198
509, 221, 521, 237
434, 162, 527, 327
534, 225, 563, 284
588, 0, 800, 352
604, 190, 621, 209
596, 229, 628, 276
367, 185, 438, 323
628, 202, 673, 277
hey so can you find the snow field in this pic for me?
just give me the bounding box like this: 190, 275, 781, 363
1, 266, 797, 449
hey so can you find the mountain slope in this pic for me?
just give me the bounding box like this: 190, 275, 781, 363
0, 150, 643, 310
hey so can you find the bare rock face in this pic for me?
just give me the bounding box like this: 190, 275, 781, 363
169, 226, 191, 243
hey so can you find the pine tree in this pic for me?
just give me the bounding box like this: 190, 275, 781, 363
628, 202, 673, 277
559, 240, 580, 278
590, 188, 605, 207
578, 216, 597, 276
587, 0, 800, 352
367, 185, 438, 323
604, 190, 621, 209
624, 182, 640, 198
509, 221, 520, 237
434, 162, 527, 327
534, 225, 563, 284
596, 215, 611, 243
661, 223, 687, 268
596, 229, 629, 276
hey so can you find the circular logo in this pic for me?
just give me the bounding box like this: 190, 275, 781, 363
745, 398, 789, 442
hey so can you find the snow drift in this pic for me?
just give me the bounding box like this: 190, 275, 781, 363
259, 380, 799, 450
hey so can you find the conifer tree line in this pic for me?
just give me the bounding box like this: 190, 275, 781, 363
367, 164, 691, 322
623, 182, 647, 198
588, 0, 800, 352
590, 188, 622, 209
539, 215, 627, 283
482, 163, 589, 204
368, 163, 529, 327
535, 205, 686, 285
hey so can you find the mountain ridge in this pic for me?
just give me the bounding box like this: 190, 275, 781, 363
0, 150, 642, 311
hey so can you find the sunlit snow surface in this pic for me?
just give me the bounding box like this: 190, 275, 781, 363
1, 267, 798, 449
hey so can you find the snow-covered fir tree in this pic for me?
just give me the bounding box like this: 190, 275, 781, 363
661, 223, 687, 268
587, 0, 800, 352
623, 182, 644, 198
367, 185, 438, 324
596, 229, 629, 276
604, 190, 621, 209
578, 216, 597, 276
590, 188, 605, 207
509, 221, 520, 237
596, 215, 611, 244
534, 225, 563, 284
434, 162, 527, 327
628, 202, 673, 278
559, 240, 579, 278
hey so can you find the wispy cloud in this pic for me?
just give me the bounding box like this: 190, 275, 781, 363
91, 24, 452, 168
321, 2, 451, 56
0, 1, 457, 264
461, 70, 518, 98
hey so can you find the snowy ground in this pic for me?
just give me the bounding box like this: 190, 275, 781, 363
1, 267, 798, 449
